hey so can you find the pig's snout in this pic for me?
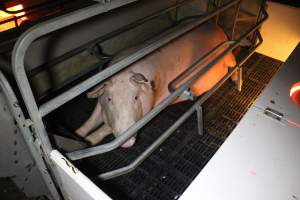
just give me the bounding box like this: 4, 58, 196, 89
121, 137, 136, 148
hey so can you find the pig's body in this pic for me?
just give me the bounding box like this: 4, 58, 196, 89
76, 22, 236, 147
112, 22, 236, 104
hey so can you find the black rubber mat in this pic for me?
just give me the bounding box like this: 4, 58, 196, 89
49, 53, 282, 200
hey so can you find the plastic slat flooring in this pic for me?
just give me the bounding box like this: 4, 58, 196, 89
57, 53, 282, 200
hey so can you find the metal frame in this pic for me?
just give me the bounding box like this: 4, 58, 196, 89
98, 28, 266, 180
28, 0, 198, 80
11, 0, 268, 182
0, 70, 60, 199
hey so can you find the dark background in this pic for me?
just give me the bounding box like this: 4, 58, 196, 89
270, 0, 300, 7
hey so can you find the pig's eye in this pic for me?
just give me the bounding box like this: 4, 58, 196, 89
134, 96, 138, 101
107, 97, 112, 102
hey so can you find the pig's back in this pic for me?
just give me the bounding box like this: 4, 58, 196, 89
110, 22, 231, 103
143, 22, 229, 103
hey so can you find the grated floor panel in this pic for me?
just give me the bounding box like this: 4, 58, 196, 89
49, 53, 282, 200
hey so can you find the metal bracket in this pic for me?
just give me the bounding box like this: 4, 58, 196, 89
179, 90, 195, 101
264, 107, 284, 121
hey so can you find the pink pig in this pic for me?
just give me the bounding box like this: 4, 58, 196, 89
76, 22, 236, 147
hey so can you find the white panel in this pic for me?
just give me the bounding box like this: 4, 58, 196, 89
180, 107, 300, 200
50, 150, 111, 200
255, 43, 300, 121
180, 44, 300, 200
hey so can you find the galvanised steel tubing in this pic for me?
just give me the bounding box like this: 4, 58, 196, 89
0, 70, 61, 199
230, 0, 241, 40
98, 34, 264, 180
167, 40, 235, 93
12, 0, 140, 154
39, 0, 241, 117
29, 0, 198, 78
67, 6, 268, 161
169, 3, 267, 93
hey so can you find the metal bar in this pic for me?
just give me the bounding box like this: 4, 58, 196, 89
230, 0, 241, 40
236, 67, 243, 91
98, 99, 200, 180
196, 104, 203, 136
168, 40, 234, 92
250, 0, 267, 45
39, 0, 241, 117
98, 35, 264, 180
28, 0, 197, 78
236, 16, 256, 22
67, 6, 268, 161
0, 70, 60, 199
12, 0, 140, 158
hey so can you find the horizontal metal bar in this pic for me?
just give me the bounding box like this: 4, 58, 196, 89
66, 0, 267, 161
98, 100, 200, 180
97, 34, 264, 180
12, 0, 140, 156
29, 0, 197, 78
40, 0, 241, 117
168, 40, 234, 92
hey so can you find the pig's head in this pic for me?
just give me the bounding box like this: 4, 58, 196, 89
87, 71, 154, 148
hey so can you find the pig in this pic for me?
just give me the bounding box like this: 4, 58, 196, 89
75, 22, 237, 147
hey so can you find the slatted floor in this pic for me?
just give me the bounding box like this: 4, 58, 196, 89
49, 52, 282, 200
0, 53, 283, 200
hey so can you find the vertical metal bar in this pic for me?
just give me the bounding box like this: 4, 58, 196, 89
230, 0, 241, 40
0, 71, 60, 199
196, 104, 203, 135
250, 0, 266, 45
215, 0, 222, 25
236, 66, 243, 91
14, 16, 18, 28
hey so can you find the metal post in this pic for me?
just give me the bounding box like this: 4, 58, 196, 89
236, 66, 243, 91
230, 0, 242, 40
196, 104, 203, 135
0, 71, 60, 199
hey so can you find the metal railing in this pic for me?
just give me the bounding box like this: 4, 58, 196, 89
11, 0, 267, 181
0, 70, 61, 199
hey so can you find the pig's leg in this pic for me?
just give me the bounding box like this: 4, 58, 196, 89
85, 124, 112, 145
75, 101, 103, 137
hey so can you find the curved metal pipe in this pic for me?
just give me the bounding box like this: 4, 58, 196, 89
12, 0, 140, 156
0, 70, 60, 199
67, 2, 267, 161
98, 24, 266, 181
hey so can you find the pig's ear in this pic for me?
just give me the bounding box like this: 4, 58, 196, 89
130, 73, 149, 84
87, 84, 105, 98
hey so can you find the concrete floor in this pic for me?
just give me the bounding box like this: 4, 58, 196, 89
256, 1, 300, 61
